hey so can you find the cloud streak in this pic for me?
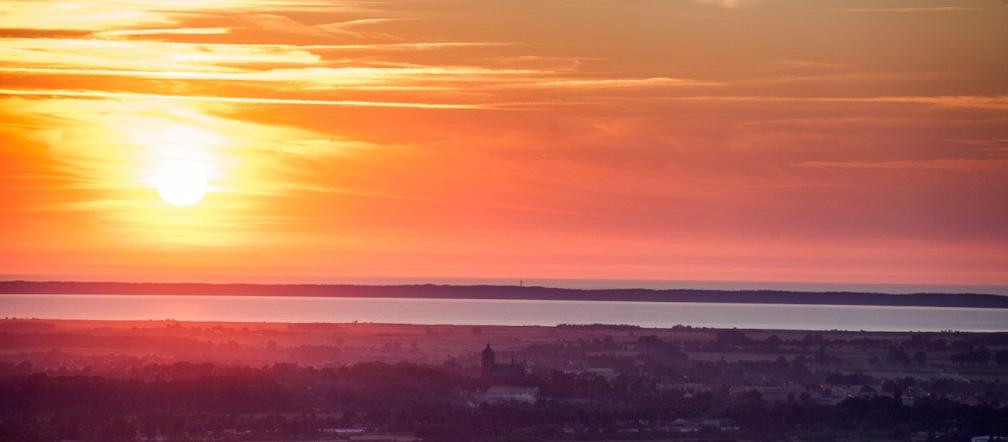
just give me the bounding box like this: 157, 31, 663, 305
691, 0, 763, 8
830, 7, 981, 13
0, 88, 484, 109
649, 94, 1008, 110
92, 27, 231, 37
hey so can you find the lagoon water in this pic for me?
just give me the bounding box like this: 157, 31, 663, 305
2, 294, 1007, 332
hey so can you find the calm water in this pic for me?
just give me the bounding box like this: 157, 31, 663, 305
2, 294, 1007, 332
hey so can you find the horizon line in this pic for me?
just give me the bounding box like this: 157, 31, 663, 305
2, 278, 1007, 297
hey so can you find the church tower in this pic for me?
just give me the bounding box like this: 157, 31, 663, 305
481, 343, 495, 377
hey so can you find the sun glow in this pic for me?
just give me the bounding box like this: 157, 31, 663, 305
155, 161, 208, 207
139, 124, 220, 208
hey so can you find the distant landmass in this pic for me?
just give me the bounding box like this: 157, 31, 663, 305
2, 281, 1007, 309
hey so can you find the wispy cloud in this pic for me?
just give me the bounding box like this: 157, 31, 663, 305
480, 77, 722, 90
0, 33, 718, 98
797, 159, 1008, 172
0, 65, 718, 93
691, 0, 763, 9
0, 38, 321, 71
0, 0, 376, 30
768, 59, 850, 70
313, 18, 414, 39
238, 13, 409, 40
92, 27, 230, 38
0, 88, 485, 109
650, 95, 1008, 110
830, 7, 981, 13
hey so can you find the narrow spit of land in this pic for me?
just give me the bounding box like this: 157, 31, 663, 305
2, 280, 1007, 309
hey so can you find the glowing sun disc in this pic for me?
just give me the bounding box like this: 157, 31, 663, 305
155, 162, 208, 207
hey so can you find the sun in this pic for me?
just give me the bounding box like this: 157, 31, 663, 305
142, 123, 219, 208
155, 161, 209, 207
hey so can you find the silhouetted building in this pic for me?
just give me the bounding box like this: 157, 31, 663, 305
481, 343, 495, 377
480, 344, 525, 381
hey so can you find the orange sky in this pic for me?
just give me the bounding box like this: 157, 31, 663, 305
0, 0, 1006, 287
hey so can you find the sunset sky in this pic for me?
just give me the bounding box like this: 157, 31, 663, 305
1, 0, 1006, 287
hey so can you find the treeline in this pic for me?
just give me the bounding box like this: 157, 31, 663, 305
4, 280, 1008, 308
0, 332, 214, 351
0, 362, 471, 415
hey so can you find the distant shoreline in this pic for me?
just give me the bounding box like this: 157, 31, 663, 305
2, 280, 1008, 309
